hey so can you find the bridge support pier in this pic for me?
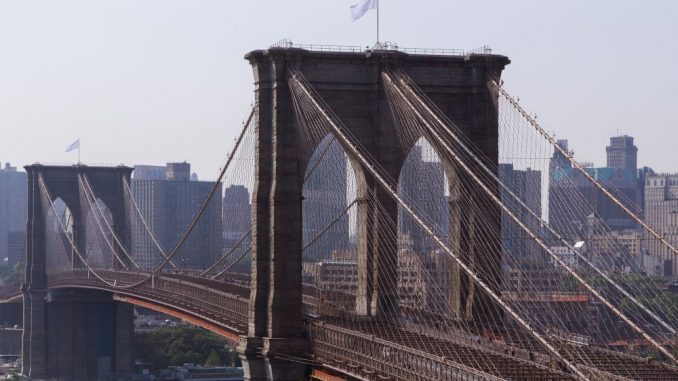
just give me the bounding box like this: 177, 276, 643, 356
41, 293, 134, 381
22, 289, 48, 379
356, 183, 400, 319
22, 166, 48, 379
238, 337, 308, 381
240, 46, 509, 379
22, 165, 136, 380
239, 50, 308, 381
0, 302, 22, 327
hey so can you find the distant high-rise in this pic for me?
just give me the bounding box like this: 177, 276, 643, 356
643, 173, 678, 277
131, 162, 222, 269
551, 140, 573, 171
0, 163, 27, 266
549, 139, 639, 240
637, 166, 655, 216
499, 164, 542, 263
606, 135, 638, 173
223, 185, 251, 250
165, 162, 191, 181
133, 165, 166, 180
399, 144, 448, 253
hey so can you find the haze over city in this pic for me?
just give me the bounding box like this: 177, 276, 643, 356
2, 2, 678, 380
1, 0, 677, 177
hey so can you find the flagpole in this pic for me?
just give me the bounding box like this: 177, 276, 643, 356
376, 0, 380, 45
78, 138, 81, 165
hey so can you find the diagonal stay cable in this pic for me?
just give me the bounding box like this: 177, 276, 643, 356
38, 175, 121, 288
122, 176, 178, 269
111, 107, 257, 290
211, 247, 252, 280
302, 199, 358, 252
79, 173, 140, 269
384, 70, 676, 364
200, 230, 251, 277
205, 128, 349, 277
49, 107, 255, 290
490, 81, 678, 260
390, 71, 676, 336
287, 68, 592, 380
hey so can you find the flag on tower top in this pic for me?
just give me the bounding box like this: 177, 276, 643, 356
350, 0, 377, 22
65, 139, 80, 153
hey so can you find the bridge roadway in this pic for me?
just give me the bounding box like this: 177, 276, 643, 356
1, 271, 678, 381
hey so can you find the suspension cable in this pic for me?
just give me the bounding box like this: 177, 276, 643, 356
121, 176, 178, 269
79, 173, 139, 269
287, 68, 591, 380
389, 70, 676, 335
211, 247, 252, 280
384, 70, 676, 364
489, 81, 678, 259
38, 175, 121, 288
200, 230, 251, 277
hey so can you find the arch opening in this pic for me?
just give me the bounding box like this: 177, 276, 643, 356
397, 137, 452, 315
301, 135, 360, 313
45, 197, 75, 273
84, 198, 115, 269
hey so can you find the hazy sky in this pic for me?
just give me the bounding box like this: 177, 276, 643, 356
1, 0, 677, 178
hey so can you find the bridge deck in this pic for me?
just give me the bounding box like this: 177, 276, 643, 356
3, 272, 678, 381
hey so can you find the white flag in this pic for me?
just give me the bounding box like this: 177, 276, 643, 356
65, 139, 80, 153
350, 0, 377, 22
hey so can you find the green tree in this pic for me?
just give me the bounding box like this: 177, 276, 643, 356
135, 326, 231, 371
0, 261, 22, 284
204, 349, 223, 366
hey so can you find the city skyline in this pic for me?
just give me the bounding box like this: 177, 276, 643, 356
1, 0, 677, 178
2, 25, 678, 380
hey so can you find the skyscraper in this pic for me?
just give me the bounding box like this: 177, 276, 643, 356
222, 185, 251, 251
606, 135, 638, 173
549, 139, 639, 240
499, 164, 542, 263
551, 139, 573, 171
131, 162, 222, 269
133, 165, 166, 180
643, 173, 678, 277
165, 162, 191, 181
0, 163, 27, 267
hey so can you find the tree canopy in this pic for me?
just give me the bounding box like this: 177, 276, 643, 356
135, 326, 234, 370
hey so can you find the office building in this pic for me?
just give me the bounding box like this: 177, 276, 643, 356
133, 165, 166, 180
499, 164, 542, 263
643, 173, 678, 277
606, 135, 638, 173
165, 162, 191, 181
131, 162, 222, 269
0, 163, 27, 266
549, 139, 639, 240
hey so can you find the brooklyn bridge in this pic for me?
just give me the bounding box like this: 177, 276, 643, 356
1, 43, 677, 381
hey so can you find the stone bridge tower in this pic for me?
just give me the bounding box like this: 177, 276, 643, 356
23, 165, 135, 380
239, 47, 509, 380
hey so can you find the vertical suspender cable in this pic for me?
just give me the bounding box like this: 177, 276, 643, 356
288, 69, 591, 380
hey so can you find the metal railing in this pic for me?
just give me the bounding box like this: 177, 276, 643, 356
271, 39, 364, 53
36, 162, 128, 167
269, 39, 493, 57
308, 322, 506, 381
0, 283, 21, 302
47, 270, 249, 331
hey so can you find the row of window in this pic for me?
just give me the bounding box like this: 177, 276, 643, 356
647, 178, 678, 187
